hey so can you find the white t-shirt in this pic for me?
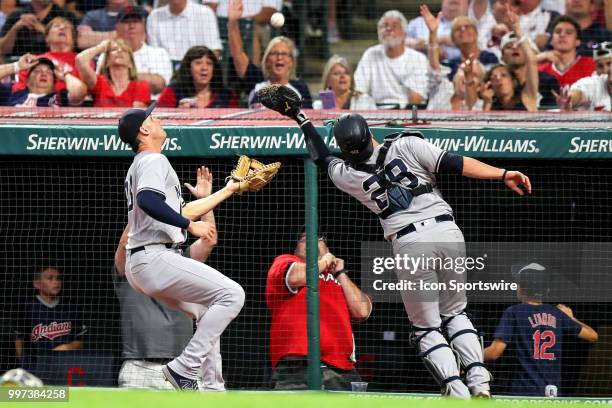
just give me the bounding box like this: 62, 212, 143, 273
147, 2, 223, 61
519, 5, 553, 43
571, 74, 611, 111
133, 43, 174, 85
211, 0, 282, 18
354, 44, 430, 108
468, 0, 497, 54
406, 15, 460, 61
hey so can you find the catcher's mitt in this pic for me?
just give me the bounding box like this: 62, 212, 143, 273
256, 84, 302, 119
227, 155, 281, 193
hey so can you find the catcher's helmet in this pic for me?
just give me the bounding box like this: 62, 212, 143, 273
333, 113, 373, 164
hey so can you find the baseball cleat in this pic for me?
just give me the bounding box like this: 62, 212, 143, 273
162, 365, 199, 391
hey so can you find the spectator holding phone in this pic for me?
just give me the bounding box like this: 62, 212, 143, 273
314, 55, 376, 110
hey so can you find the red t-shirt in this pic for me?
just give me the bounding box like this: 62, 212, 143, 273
538, 56, 596, 87
265, 254, 355, 371
92, 75, 151, 108
13, 51, 82, 93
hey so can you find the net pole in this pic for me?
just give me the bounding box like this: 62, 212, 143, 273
304, 158, 322, 390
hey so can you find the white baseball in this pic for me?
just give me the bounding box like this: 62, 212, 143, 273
270, 12, 285, 29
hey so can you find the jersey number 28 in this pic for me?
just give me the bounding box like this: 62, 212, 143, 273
362, 158, 418, 211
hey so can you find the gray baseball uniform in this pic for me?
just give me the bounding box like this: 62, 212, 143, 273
328, 135, 489, 397
124, 151, 245, 382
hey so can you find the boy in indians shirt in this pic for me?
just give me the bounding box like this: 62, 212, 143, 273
266, 233, 372, 390
14, 267, 87, 369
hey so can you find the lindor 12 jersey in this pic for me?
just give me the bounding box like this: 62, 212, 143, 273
328, 136, 453, 239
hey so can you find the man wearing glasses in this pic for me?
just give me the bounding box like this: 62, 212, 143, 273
265, 233, 372, 390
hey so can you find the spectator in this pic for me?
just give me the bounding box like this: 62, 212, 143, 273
484, 263, 598, 396
406, 0, 468, 62
479, 63, 539, 111
446, 16, 499, 80
313, 55, 375, 110
157, 46, 237, 108
555, 71, 611, 110
468, 0, 504, 53
100, 6, 173, 95
593, 40, 612, 74
211, 0, 282, 71
14, 267, 87, 371
13, 17, 81, 94
146, 0, 222, 66
0, 0, 79, 59
76, 39, 151, 107
227, 0, 311, 108
538, 16, 596, 87
0, 1, 18, 32
76, 0, 130, 50
513, 0, 560, 50
565, 0, 612, 55
114, 166, 225, 390
500, 33, 560, 108
0, 54, 87, 106
266, 233, 371, 390
354, 10, 429, 109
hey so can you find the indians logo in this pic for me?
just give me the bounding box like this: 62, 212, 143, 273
31, 321, 72, 342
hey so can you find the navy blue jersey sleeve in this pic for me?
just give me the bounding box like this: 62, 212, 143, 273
558, 310, 582, 337
137, 190, 190, 229
493, 307, 515, 343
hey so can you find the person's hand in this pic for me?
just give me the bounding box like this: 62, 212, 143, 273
420, 4, 441, 34
185, 166, 213, 199
54, 61, 72, 81
479, 81, 494, 104
537, 50, 561, 64
334, 257, 345, 272
228, 0, 244, 23
504, 170, 532, 195
557, 304, 574, 318
500, 2, 520, 31
552, 86, 572, 111
318, 253, 336, 273
17, 14, 39, 30
187, 221, 216, 240
97, 39, 111, 54
225, 177, 241, 193
16, 53, 37, 72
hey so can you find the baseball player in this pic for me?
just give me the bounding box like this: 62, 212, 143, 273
257, 85, 532, 398
114, 166, 225, 390
118, 103, 245, 390
484, 263, 598, 396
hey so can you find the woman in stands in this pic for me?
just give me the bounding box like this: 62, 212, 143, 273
157, 46, 238, 108
316, 55, 376, 110
479, 64, 538, 111
227, 0, 311, 108
75, 39, 150, 107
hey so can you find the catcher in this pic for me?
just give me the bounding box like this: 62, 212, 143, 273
118, 103, 279, 390
257, 85, 531, 398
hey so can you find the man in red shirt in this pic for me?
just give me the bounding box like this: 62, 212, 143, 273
265, 233, 372, 390
538, 15, 596, 87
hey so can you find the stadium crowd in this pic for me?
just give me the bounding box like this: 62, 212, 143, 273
0, 0, 609, 110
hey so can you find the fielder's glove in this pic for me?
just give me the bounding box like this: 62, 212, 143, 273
256, 84, 308, 125
227, 155, 281, 193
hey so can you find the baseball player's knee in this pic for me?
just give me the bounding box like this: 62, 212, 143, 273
220, 282, 245, 313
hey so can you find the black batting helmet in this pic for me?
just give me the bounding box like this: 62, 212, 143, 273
332, 113, 373, 164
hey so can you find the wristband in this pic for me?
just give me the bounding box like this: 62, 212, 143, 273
502, 169, 508, 181
13, 62, 20, 73
333, 269, 347, 279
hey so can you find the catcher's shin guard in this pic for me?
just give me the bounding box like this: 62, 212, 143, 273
411, 327, 470, 398
443, 313, 491, 396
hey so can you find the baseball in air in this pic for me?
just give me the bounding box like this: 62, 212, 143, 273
270, 12, 285, 29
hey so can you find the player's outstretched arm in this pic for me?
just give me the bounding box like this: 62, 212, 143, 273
182, 180, 240, 221
462, 157, 532, 195
256, 84, 334, 170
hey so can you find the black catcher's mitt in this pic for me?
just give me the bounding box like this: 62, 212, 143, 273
256, 84, 302, 120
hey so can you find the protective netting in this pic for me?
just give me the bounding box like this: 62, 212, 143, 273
0, 156, 610, 395
0, 1, 610, 114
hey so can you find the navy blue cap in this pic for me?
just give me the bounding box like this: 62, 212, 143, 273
118, 102, 156, 149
